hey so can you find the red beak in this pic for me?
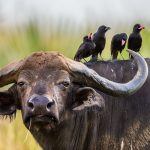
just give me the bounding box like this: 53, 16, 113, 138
122, 39, 126, 46
88, 33, 92, 39
138, 25, 145, 30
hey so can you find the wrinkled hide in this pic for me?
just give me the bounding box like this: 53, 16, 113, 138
85, 59, 150, 150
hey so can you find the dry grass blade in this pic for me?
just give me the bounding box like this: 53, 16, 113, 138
23, 119, 32, 144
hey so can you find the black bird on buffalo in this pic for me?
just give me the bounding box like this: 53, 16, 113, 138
111, 33, 128, 60
128, 24, 145, 58
91, 25, 111, 61
74, 33, 96, 62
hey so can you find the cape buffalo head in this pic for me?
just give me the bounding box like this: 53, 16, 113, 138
0, 50, 148, 132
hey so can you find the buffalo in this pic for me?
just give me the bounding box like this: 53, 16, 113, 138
0, 50, 149, 150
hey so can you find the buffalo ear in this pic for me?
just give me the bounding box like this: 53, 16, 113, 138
72, 87, 105, 112
0, 91, 16, 120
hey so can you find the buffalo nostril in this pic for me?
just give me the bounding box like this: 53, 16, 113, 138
46, 101, 55, 110
28, 102, 34, 110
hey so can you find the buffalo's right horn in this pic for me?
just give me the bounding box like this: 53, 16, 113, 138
65, 49, 148, 96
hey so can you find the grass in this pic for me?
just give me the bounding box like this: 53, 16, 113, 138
0, 21, 150, 150
0, 112, 41, 150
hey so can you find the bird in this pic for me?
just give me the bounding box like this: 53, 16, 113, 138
74, 33, 96, 62
111, 33, 128, 60
128, 24, 145, 58
91, 25, 111, 61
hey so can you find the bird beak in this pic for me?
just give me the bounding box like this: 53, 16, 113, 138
88, 33, 92, 39
122, 39, 126, 46
138, 25, 145, 30
105, 27, 111, 31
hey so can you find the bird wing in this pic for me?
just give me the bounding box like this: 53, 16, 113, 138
111, 35, 119, 54
74, 43, 84, 59
128, 34, 142, 51
74, 42, 89, 59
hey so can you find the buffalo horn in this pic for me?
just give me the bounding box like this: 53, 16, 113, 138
65, 49, 148, 96
0, 60, 24, 87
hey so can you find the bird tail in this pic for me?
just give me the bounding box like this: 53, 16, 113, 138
74, 55, 80, 61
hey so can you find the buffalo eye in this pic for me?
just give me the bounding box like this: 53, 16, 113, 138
58, 81, 70, 88
62, 81, 69, 87
17, 81, 26, 88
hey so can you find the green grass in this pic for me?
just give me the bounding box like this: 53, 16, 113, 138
0, 112, 41, 150
0, 21, 150, 150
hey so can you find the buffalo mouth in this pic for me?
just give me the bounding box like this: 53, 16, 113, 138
25, 114, 59, 129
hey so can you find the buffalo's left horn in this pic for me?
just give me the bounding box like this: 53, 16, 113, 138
0, 60, 24, 87
65, 49, 148, 96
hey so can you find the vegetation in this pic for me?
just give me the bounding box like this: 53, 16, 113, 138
0, 21, 150, 150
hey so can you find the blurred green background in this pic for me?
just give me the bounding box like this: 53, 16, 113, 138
0, 0, 150, 150
0, 20, 150, 150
